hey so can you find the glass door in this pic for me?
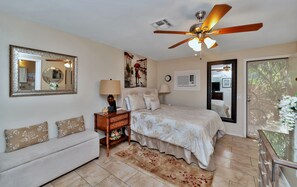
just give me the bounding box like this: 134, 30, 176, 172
246, 58, 292, 138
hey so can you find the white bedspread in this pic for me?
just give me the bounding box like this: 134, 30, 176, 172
130, 104, 225, 169
211, 99, 230, 118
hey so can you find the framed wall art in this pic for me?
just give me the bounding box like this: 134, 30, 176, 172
124, 52, 147, 88
222, 78, 231, 88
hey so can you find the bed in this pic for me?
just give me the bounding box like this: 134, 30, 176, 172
211, 99, 230, 118
121, 88, 225, 171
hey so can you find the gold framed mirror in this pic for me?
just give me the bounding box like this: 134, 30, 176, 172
9, 45, 78, 97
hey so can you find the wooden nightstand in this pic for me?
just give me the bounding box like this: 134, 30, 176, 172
94, 110, 131, 156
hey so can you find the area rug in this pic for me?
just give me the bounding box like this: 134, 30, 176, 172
115, 143, 213, 187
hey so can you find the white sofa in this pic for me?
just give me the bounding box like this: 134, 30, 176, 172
0, 130, 99, 187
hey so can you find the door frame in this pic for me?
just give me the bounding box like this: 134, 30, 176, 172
244, 55, 290, 137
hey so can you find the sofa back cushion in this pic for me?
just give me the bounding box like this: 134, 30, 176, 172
56, 116, 85, 138
4, 121, 49, 152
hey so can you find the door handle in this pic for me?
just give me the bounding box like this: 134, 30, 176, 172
247, 95, 251, 102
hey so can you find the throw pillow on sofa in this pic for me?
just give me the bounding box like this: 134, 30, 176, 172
56, 115, 85, 138
4, 121, 49, 152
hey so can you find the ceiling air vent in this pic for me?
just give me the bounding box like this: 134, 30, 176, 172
151, 19, 172, 29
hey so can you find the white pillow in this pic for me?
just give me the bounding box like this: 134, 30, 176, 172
127, 94, 146, 111
124, 97, 131, 111
143, 95, 153, 109
150, 99, 160, 111
143, 92, 159, 110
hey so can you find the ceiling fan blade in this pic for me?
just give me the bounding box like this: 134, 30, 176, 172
154, 30, 194, 36
201, 4, 232, 31
210, 23, 263, 35
168, 38, 193, 49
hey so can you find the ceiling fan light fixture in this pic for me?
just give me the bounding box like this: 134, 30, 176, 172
204, 37, 216, 49
64, 62, 71, 68
192, 42, 202, 52
188, 37, 198, 48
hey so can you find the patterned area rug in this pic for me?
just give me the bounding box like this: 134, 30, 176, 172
115, 143, 213, 187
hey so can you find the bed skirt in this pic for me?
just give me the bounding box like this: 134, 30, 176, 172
130, 130, 217, 171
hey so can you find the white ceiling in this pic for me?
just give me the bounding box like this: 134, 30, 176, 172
0, 0, 296, 61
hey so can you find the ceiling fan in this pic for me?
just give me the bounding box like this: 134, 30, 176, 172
154, 4, 263, 52
212, 65, 230, 72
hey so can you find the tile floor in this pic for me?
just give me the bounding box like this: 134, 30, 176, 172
43, 135, 259, 187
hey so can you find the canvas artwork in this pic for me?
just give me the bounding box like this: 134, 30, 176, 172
124, 52, 147, 88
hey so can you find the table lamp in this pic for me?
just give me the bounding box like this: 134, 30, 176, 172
100, 79, 121, 113
159, 83, 171, 104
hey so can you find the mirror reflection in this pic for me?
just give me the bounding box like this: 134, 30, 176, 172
207, 59, 237, 123
211, 64, 232, 118
10, 45, 77, 97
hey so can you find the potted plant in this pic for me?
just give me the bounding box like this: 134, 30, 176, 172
49, 82, 59, 90
279, 94, 297, 148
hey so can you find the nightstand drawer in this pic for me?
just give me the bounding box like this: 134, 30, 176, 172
110, 119, 129, 130
110, 113, 129, 123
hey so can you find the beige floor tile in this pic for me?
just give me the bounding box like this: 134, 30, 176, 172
101, 159, 138, 182
41, 183, 54, 187
231, 146, 258, 159
231, 160, 259, 177
232, 136, 258, 147
212, 175, 230, 187
214, 147, 252, 165
109, 141, 131, 154
75, 161, 110, 186
215, 166, 254, 186
47, 134, 261, 187
214, 155, 231, 168
95, 175, 129, 187
93, 149, 114, 166
126, 172, 167, 187
215, 144, 232, 153
221, 134, 234, 141
51, 171, 91, 187
230, 181, 246, 187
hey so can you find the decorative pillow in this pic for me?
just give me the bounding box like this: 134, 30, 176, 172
127, 94, 146, 111
4, 121, 49, 152
143, 95, 152, 109
56, 115, 85, 138
143, 92, 159, 110
150, 99, 161, 111
124, 97, 131, 111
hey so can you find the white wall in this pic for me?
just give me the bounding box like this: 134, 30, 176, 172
157, 42, 297, 137
0, 13, 157, 152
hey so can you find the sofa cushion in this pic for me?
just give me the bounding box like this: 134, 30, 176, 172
0, 130, 98, 173
56, 116, 85, 138
4, 122, 49, 152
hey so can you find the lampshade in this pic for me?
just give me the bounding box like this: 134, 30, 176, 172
100, 80, 121, 95
159, 83, 171, 94
188, 37, 202, 52
204, 37, 216, 49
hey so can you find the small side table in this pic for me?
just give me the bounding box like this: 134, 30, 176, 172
94, 110, 131, 156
